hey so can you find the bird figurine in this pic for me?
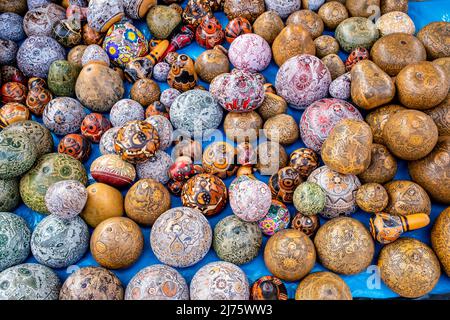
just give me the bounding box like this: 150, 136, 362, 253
369, 212, 430, 244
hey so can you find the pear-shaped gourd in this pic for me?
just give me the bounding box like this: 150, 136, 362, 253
351, 60, 395, 110
75, 63, 124, 112
272, 25, 315, 67
146, 5, 181, 39
253, 11, 284, 45
195, 45, 230, 83
431, 207, 450, 276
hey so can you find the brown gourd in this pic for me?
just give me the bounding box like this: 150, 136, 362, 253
351, 60, 395, 110
371, 33, 427, 77
272, 24, 316, 67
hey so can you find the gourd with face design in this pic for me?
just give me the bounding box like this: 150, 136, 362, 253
167, 54, 198, 92
114, 120, 161, 164
196, 15, 225, 49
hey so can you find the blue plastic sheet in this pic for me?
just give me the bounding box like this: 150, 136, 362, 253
16, 0, 450, 299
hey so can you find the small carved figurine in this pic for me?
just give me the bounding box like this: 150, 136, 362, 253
370, 212, 430, 244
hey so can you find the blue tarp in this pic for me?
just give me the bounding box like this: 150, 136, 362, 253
16, 0, 450, 299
